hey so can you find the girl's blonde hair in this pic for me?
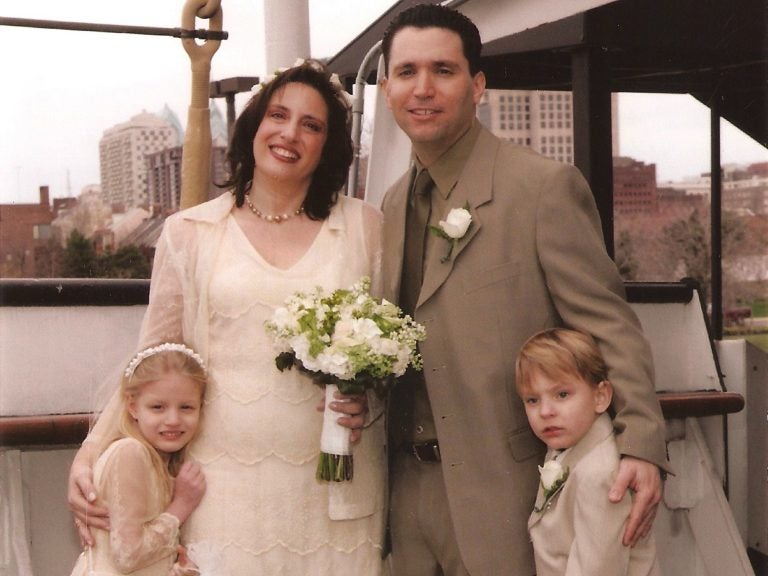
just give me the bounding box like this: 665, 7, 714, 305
515, 328, 608, 392
95, 344, 207, 502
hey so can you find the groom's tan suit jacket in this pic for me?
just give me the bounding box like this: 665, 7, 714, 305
381, 123, 667, 575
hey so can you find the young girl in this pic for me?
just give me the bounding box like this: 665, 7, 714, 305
70, 343, 207, 576
516, 328, 662, 576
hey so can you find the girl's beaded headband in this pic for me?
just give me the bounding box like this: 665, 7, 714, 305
124, 343, 206, 380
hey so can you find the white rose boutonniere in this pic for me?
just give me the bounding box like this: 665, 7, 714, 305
534, 460, 569, 513
429, 203, 473, 262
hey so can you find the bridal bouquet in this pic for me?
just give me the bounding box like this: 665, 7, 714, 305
265, 277, 426, 481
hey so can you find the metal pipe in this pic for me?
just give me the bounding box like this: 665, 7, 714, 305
441, 0, 471, 8
710, 86, 723, 340
0, 16, 228, 40
348, 41, 382, 198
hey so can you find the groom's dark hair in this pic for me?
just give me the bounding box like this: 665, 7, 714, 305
381, 4, 483, 76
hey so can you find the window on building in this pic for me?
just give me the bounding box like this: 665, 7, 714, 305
33, 224, 52, 240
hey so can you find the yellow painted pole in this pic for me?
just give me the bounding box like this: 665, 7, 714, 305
180, 0, 223, 209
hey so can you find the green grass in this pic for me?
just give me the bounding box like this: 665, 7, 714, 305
752, 300, 768, 317
726, 332, 768, 354
744, 333, 768, 353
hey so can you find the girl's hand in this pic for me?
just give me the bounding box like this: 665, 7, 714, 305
166, 461, 206, 525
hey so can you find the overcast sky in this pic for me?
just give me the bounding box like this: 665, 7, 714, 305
1, 0, 765, 205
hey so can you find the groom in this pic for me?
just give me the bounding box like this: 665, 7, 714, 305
378, 5, 669, 575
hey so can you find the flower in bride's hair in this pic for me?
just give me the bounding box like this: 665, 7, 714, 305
251, 74, 278, 96
251, 63, 293, 96
329, 72, 353, 107
330, 73, 343, 90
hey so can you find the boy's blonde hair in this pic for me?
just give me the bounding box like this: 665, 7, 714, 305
515, 328, 608, 392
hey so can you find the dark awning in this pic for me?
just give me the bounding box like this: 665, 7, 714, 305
327, 0, 767, 147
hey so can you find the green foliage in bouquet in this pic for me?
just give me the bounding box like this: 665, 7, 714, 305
266, 277, 426, 481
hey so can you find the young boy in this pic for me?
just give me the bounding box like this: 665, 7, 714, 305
516, 328, 662, 576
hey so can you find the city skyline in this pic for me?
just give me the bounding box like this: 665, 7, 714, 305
1, 0, 765, 205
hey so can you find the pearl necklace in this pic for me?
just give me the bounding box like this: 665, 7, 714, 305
245, 192, 304, 224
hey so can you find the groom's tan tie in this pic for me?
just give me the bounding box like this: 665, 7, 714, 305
399, 168, 433, 317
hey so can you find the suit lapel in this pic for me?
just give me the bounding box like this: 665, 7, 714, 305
418, 128, 499, 308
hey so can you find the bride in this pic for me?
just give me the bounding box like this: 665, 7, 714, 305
68, 59, 386, 575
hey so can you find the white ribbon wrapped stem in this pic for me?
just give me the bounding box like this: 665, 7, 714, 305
320, 384, 352, 456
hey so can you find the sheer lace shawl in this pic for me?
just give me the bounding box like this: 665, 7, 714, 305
88, 438, 179, 574
142, 192, 384, 361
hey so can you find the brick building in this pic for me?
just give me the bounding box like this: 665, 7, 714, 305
0, 186, 54, 277
613, 156, 658, 214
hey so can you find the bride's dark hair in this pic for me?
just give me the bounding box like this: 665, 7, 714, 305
222, 59, 353, 220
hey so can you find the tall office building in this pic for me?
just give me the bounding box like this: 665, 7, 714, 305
146, 145, 228, 214
480, 90, 620, 165
146, 102, 229, 214
99, 111, 179, 208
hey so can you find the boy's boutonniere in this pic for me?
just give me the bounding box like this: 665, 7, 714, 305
534, 460, 569, 513
429, 203, 472, 262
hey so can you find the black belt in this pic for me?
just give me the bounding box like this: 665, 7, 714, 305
404, 439, 441, 462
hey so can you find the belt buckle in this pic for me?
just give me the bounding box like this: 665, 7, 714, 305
411, 440, 441, 462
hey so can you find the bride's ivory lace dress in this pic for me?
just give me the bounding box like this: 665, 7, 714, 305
85, 193, 385, 575
70, 438, 179, 576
